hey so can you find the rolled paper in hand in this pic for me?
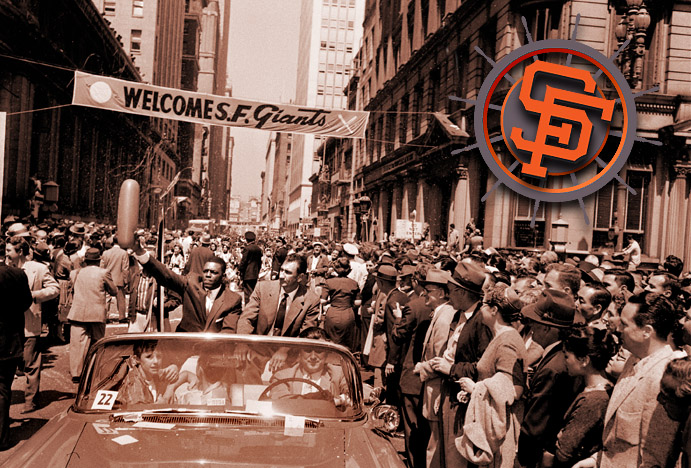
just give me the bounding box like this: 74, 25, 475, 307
117, 179, 140, 249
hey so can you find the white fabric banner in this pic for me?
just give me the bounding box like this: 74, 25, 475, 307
72, 71, 369, 138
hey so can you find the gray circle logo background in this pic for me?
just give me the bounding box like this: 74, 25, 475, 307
474, 39, 637, 203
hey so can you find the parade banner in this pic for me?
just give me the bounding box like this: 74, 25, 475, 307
72, 71, 369, 138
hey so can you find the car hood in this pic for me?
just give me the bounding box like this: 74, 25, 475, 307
8, 413, 404, 468
64, 420, 348, 467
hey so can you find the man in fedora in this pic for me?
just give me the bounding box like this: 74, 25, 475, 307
517, 288, 580, 468
238, 231, 262, 300
430, 261, 492, 468
414, 268, 457, 468
183, 233, 216, 276
67, 247, 117, 383
306, 241, 329, 288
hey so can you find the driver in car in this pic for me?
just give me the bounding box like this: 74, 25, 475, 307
269, 328, 350, 408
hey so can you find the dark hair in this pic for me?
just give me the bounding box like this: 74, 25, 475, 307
662, 357, 691, 401
585, 284, 612, 313
133, 340, 158, 358
648, 270, 681, 295
545, 263, 581, 295
628, 292, 681, 340
284, 253, 307, 275
7, 236, 30, 256
484, 283, 524, 323
604, 269, 636, 293
563, 327, 618, 371
664, 255, 684, 277
333, 257, 351, 277
438, 256, 457, 272
299, 326, 328, 340
205, 256, 227, 273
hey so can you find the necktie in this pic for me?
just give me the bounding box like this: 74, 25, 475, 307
274, 292, 289, 335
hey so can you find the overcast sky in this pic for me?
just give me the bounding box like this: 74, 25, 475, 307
227, 0, 300, 199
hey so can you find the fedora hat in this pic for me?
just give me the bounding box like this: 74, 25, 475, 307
521, 288, 576, 328
69, 222, 86, 235
200, 234, 212, 245
84, 247, 102, 262
449, 262, 486, 294
63, 241, 80, 256
419, 269, 452, 287
374, 265, 398, 282
398, 265, 416, 278
244, 231, 256, 242
33, 242, 51, 263
6, 222, 31, 238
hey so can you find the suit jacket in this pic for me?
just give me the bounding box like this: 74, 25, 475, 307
143, 256, 242, 333
182, 246, 216, 276
384, 288, 411, 366
518, 341, 582, 467
599, 345, 680, 468
236, 280, 320, 337
270, 362, 348, 399
0, 264, 32, 361
100, 244, 129, 287
306, 254, 330, 276
444, 303, 492, 403
392, 295, 431, 396
22, 261, 59, 336
68, 265, 118, 323
239, 243, 263, 281
421, 302, 456, 421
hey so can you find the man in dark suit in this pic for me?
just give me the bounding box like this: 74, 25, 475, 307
391, 264, 432, 468
0, 254, 33, 450
238, 231, 262, 300
132, 238, 242, 333
429, 261, 491, 468
182, 233, 216, 276
517, 289, 579, 468
236, 254, 321, 370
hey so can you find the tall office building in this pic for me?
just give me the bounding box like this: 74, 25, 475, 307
286, 0, 364, 235
92, 0, 184, 226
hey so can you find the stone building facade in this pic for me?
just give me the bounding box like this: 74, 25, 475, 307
353, 0, 691, 265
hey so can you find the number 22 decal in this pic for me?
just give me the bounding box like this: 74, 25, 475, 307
91, 390, 118, 410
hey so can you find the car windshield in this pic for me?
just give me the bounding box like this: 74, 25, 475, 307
75, 334, 363, 420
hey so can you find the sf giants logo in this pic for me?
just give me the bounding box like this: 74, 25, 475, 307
510, 61, 615, 178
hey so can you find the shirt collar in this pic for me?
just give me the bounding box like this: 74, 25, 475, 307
280, 286, 299, 302
206, 285, 222, 301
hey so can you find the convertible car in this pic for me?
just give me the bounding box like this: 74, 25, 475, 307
5, 333, 405, 467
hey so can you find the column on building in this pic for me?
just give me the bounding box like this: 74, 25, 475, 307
377, 187, 390, 241
416, 178, 428, 226
662, 167, 688, 258
424, 181, 443, 241
450, 165, 472, 233
401, 178, 417, 221
389, 183, 402, 235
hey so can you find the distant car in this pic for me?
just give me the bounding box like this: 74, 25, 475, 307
5, 333, 405, 467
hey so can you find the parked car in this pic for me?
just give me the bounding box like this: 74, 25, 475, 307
4, 333, 405, 467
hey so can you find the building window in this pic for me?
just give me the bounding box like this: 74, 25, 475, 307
386, 105, 397, 154
523, 4, 562, 42
131, 29, 142, 53
592, 170, 650, 249
421, 0, 429, 38
132, 0, 144, 17
477, 19, 496, 92
513, 194, 546, 248
399, 95, 409, 144
412, 84, 423, 137
407, 2, 415, 52
104, 0, 116, 15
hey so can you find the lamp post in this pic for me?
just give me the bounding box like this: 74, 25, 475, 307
614, 0, 651, 89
